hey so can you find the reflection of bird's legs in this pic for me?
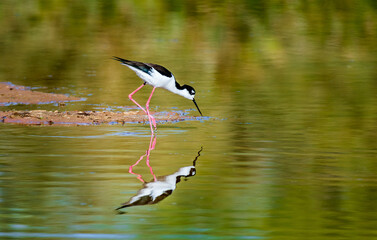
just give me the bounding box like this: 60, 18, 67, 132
128, 134, 157, 183
146, 135, 157, 181
128, 83, 157, 132
145, 87, 157, 134
129, 153, 147, 183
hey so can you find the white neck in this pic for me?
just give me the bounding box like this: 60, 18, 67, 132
164, 81, 193, 100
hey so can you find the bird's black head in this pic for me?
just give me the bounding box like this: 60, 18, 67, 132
182, 84, 196, 96
182, 85, 202, 116
176, 83, 202, 116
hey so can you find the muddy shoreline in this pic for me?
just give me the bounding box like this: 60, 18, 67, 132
0, 82, 192, 126
0, 82, 83, 106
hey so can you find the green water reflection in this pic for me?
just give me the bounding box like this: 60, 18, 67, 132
1, 1, 377, 239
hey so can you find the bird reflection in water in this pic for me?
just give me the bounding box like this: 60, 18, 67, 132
116, 135, 203, 213
116, 135, 202, 213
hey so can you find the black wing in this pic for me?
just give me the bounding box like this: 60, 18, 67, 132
113, 56, 152, 75
147, 63, 173, 78
115, 190, 173, 210
113, 56, 172, 78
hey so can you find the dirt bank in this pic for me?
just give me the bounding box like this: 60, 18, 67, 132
0, 82, 192, 126
0, 110, 189, 126
0, 82, 83, 106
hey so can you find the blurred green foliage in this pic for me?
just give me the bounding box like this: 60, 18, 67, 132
0, 1, 376, 239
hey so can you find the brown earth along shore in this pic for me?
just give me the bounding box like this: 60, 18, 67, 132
0, 82, 191, 126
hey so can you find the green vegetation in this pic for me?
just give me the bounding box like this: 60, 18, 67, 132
0, 1, 376, 239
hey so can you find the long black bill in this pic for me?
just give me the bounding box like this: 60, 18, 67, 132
192, 99, 203, 116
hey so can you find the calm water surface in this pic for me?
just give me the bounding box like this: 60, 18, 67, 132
1, 1, 377, 239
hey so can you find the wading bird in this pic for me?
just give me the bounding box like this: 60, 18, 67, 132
113, 57, 202, 133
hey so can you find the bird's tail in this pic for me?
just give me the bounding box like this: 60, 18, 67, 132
112, 56, 152, 75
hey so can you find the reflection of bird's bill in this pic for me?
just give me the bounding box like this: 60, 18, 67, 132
193, 99, 203, 116
193, 147, 203, 166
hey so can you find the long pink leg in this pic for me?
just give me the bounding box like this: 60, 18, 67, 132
128, 134, 157, 182
145, 87, 157, 134
128, 135, 157, 183
146, 135, 157, 181
129, 152, 147, 183
128, 84, 157, 129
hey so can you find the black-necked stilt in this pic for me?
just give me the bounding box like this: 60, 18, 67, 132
116, 147, 202, 210
113, 57, 202, 133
